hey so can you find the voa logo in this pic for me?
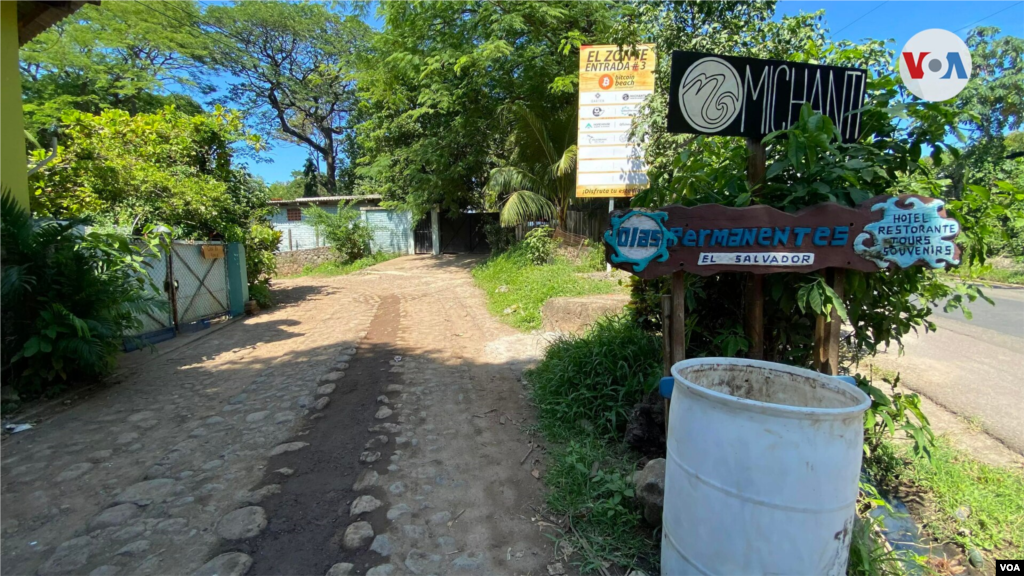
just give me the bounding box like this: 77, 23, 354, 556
900, 29, 972, 102
996, 559, 1024, 574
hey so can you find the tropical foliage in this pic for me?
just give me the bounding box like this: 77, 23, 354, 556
29, 106, 263, 233
485, 105, 577, 228
304, 204, 373, 263
627, 12, 1021, 366
26, 105, 277, 304
353, 2, 620, 217
1, 193, 165, 397
18, 0, 210, 141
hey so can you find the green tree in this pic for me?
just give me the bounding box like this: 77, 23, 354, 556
18, 1, 211, 139
29, 105, 266, 240
354, 1, 619, 218
202, 1, 370, 194
936, 28, 1024, 257
302, 157, 322, 198
28, 105, 281, 305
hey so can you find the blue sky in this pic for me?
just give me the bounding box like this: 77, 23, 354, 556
776, 1, 1023, 47
242, 1, 1024, 184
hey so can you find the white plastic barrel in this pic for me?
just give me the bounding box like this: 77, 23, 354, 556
662, 358, 871, 576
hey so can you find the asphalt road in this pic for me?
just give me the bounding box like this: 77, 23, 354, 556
871, 284, 1024, 455
933, 284, 1024, 339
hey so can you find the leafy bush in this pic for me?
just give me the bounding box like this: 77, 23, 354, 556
576, 241, 607, 273
29, 106, 264, 237
526, 315, 662, 442
521, 226, 557, 265
1, 192, 164, 397
245, 223, 281, 308
304, 203, 373, 262
857, 372, 935, 477
482, 218, 515, 254
247, 283, 272, 310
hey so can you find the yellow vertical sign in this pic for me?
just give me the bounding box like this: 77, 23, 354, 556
576, 44, 655, 198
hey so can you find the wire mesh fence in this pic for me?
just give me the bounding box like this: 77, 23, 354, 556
170, 242, 229, 325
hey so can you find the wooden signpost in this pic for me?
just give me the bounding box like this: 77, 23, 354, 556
606, 194, 962, 374
646, 50, 879, 377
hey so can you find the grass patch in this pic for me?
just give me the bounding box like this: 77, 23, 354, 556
472, 245, 619, 331
544, 437, 657, 573
974, 267, 1024, 285
945, 260, 1024, 286
283, 252, 400, 278
901, 438, 1024, 556
526, 316, 663, 573
528, 315, 662, 442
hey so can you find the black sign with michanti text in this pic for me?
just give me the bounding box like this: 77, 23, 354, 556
668, 51, 869, 143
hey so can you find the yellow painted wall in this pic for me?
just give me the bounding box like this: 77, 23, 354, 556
1, 1, 30, 209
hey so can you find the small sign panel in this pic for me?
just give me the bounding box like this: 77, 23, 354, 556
576, 44, 655, 198
604, 196, 960, 278
854, 196, 961, 269
201, 244, 225, 259
667, 51, 869, 143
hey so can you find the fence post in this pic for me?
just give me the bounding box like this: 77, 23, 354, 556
431, 207, 441, 255
226, 242, 248, 317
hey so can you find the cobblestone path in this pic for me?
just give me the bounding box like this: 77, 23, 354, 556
1, 256, 558, 576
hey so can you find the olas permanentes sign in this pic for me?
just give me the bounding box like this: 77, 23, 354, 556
668, 52, 869, 142
603, 196, 961, 279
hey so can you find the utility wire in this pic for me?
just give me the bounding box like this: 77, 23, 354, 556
832, 1, 888, 37
954, 1, 1023, 33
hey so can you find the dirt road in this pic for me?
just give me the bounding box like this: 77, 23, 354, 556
1, 256, 560, 576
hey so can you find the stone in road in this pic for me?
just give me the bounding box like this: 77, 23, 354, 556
1, 275, 375, 575
235, 256, 559, 575
0, 255, 558, 576
870, 286, 1024, 455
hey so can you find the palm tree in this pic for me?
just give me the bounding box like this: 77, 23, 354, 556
485, 104, 577, 230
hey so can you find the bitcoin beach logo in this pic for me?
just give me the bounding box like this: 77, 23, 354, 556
678, 57, 741, 132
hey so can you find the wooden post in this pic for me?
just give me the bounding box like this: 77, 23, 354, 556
744, 275, 764, 360
661, 295, 673, 376
813, 269, 844, 375
812, 312, 827, 372
824, 269, 845, 376
745, 137, 766, 360
671, 271, 686, 364
662, 294, 673, 429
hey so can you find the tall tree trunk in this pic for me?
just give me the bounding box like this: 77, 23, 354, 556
323, 154, 337, 195
321, 127, 337, 194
